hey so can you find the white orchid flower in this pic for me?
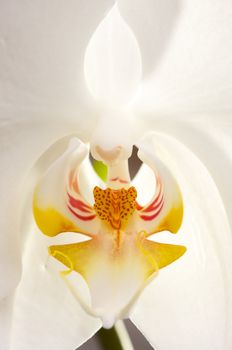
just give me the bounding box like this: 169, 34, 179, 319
1, 1, 232, 350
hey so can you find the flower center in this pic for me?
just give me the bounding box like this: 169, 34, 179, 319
93, 186, 137, 230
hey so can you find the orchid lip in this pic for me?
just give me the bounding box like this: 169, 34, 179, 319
33, 138, 186, 326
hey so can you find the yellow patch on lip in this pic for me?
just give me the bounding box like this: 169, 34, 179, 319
93, 186, 137, 230
49, 240, 97, 280
136, 234, 186, 278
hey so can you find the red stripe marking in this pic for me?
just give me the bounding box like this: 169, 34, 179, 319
68, 206, 96, 221
136, 202, 143, 210
110, 177, 118, 181
110, 177, 129, 184
140, 202, 164, 221
136, 174, 164, 213
69, 197, 92, 213
68, 194, 92, 213
136, 193, 163, 212
142, 192, 164, 213
136, 185, 164, 213
119, 179, 129, 184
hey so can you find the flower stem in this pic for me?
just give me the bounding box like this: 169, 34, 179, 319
97, 321, 134, 350
115, 321, 134, 350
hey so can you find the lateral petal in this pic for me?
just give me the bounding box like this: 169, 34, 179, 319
33, 138, 100, 238
133, 136, 183, 235
0, 121, 81, 299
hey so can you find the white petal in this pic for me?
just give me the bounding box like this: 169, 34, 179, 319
0, 121, 78, 299
131, 133, 232, 350
84, 4, 142, 107
148, 119, 232, 230
0, 296, 14, 350
0, 0, 115, 118
119, 0, 232, 115
10, 225, 101, 350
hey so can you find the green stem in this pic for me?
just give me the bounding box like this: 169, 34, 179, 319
97, 321, 134, 350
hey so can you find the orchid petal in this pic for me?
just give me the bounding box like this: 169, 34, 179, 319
141, 119, 232, 231
119, 0, 232, 115
84, 4, 142, 107
0, 296, 13, 349
9, 227, 101, 350
131, 133, 232, 350
0, 122, 73, 299
0, 0, 115, 117
33, 138, 100, 238
153, 120, 232, 231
